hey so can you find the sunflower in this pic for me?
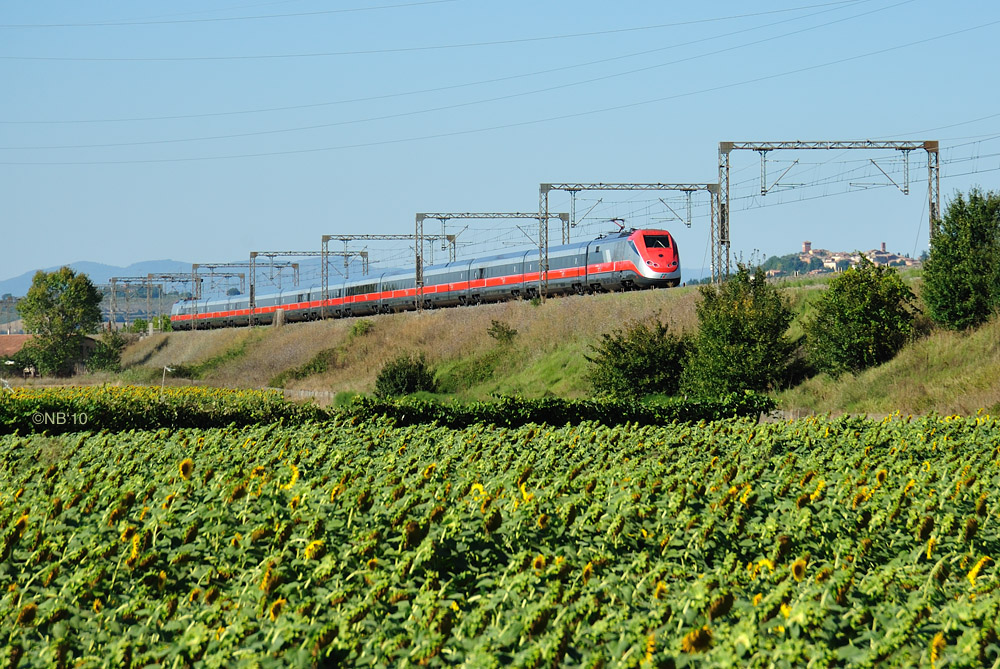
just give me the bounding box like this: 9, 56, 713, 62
876, 469, 888, 486
681, 626, 712, 653
966, 556, 992, 586
260, 561, 280, 594
653, 581, 668, 600
791, 557, 808, 582
930, 632, 946, 665
269, 598, 287, 621
532, 555, 547, 571
644, 634, 656, 664
582, 561, 594, 584
178, 458, 194, 481
280, 464, 299, 491
304, 540, 325, 560
537, 513, 550, 530
15, 602, 37, 627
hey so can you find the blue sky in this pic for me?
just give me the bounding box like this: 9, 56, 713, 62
2, 0, 998, 287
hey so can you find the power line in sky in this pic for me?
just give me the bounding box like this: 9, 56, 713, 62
0, 0, 876, 125
0, 1, 874, 60
2, 15, 996, 167
0, 0, 462, 28
0, 1, 909, 150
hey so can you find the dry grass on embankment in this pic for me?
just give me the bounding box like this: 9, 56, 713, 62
776, 315, 1000, 416
115, 278, 1000, 415
120, 287, 702, 400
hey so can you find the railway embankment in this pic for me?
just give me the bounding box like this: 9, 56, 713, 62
110, 276, 1000, 415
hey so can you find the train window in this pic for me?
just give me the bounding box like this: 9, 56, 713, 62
643, 235, 672, 248
487, 262, 520, 279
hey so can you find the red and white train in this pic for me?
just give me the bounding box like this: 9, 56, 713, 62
170, 228, 680, 329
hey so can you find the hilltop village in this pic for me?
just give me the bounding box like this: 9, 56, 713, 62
763, 240, 922, 278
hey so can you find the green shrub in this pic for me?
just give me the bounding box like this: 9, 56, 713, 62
682, 264, 794, 395
88, 329, 128, 372
374, 353, 436, 398
922, 187, 1000, 330
351, 319, 374, 337
487, 319, 517, 344
585, 318, 688, 398
805, 256, 918, 376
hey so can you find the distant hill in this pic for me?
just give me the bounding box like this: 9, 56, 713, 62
0, 260, 194, 298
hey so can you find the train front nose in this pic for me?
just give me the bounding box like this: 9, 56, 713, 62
636, 232, 679, 274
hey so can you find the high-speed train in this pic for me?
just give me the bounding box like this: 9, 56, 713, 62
170, 228, 680, 329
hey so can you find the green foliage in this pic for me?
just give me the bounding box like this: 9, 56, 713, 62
486, 319, 518, 344
760, 252, 825, 275
923, 187, 1000, 330
585, 317, 688, 398
88, 329, 129, 372
127, 319, 148, 334
0, 386, 323, 434
804, 257, 918, 377
373, 353, 436, 398
351, 319, 374, 337
153, 314, 173, 332
343, 392, 775, 427
683, 264, 794, 395
17, 267, 103, 376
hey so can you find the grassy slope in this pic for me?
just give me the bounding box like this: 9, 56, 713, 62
120, 287, 701, 400
777, 316, 1000, 415
115, 272, 1000, 414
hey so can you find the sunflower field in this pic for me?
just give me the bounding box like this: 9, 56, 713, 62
1, 412, 998, 666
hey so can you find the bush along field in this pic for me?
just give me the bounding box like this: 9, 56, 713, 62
1, 412, 998, 666
0, 386, 774, 434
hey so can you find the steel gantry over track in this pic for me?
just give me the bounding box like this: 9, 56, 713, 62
188, 266, 247, 297
108, 277, 163, 330
248, 252, 323, 326
321, 234, 454, 316
195, 262, 298, 291
415, 212, 569, 304
539, 183, 719, 291
717, 140, 940, 282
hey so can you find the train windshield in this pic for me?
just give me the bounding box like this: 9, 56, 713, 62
643, 235, 672, 249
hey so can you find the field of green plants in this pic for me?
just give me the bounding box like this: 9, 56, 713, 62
2, 407, 998, 666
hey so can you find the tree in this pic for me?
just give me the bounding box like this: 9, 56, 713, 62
682, 264, 794, 395
922, 187, 1000, 330
586, 317, 688, 398
88, 329, 128, 372
18, 267, 102, 376
374, 354, 436, 398
805, 256, 918, 377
